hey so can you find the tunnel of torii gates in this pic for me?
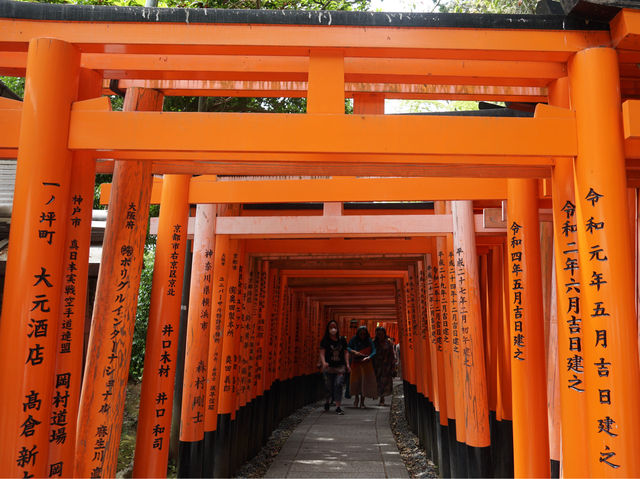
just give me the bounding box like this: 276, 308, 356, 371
7, 2, 640, 479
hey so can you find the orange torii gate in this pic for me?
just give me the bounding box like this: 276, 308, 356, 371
2, 1, 640, 478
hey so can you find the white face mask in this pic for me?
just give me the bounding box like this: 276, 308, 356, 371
329, 328, 338, 335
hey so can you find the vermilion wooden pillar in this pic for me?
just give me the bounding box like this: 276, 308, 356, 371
48, 68, 103, 479
436, 201, 462, 477
0, 38, 80, 478
213, 239, 242, 478
429, 242, 451, 478
133, 174, 190, 478
203, 233, 230, 477
75, 87, 160, 478
495, 242, 514, 477
507, 178, 550, 478
424, 252, 441, 464
569, 47, 640, 477
451, 200, 491, 477
446, 229, 470, 478
549, 77, 589, 478
176, 204, 217, 478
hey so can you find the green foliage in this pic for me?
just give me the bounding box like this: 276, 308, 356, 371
435, 0, 537, 14
0, 76, 25, 98
130, 247, 155, 382
17, 0, 369, 10
391, 99, 479, 113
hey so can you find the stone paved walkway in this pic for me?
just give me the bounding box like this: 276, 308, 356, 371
265, 396, 409, 478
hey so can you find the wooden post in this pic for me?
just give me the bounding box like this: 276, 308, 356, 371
435, 201, 461, 476
417, 258, 434, 458
133, 174, 190, 478
425, 252, 444, 465
569, 47, 640, 476
307, 49, 344, 114
429, 241, 451, 478
75, 87, 160, 478
547, 257, 562, 478
47, 69, 104, 479
507, 178, 550, 478
176, 204, 217, 478
451, 200, 491, 477
0, 38, 80, 478
548, 71, 589, 479
203, 233, 230, 477
446, 228, 470, 478
213, 239, 242, 478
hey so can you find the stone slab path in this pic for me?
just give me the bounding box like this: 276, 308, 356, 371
265, 399, 409, 478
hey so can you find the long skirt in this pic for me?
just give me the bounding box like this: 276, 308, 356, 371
349, 360, 378, 399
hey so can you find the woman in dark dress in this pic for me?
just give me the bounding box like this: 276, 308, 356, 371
372, 326, 396, 406
348, 326, 378, 408
319, 320, 350, 415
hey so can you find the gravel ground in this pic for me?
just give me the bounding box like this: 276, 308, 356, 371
235, 400, 324, 478
390, 383, 439, 478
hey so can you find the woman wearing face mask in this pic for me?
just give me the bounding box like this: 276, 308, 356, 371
319, 320, 350, 415
347, 325, 378, 408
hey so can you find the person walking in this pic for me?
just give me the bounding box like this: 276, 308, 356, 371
348, 325, 378, 408
319, 320, 350, 415
372, 326, 396, 406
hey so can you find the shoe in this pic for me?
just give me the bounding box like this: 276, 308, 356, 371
324, 403, 330, 411
336, 407, 344, 415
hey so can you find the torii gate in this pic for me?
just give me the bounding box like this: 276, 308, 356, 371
1, 1, 640, 478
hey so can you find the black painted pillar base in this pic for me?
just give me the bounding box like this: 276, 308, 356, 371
446, 419, 458, 477
493, 419, 514, 478
467, 444, 491, 478
213, 413, 231, 478
178, 439, 204, 478
416, 393, 424, 447
228, 414, 239, 475
202, 430, 216, 477
426, 400, 437, 464
550, 459, 560, 479
435, 414, 451, 479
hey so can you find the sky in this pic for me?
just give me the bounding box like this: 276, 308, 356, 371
369, 0, 436, 13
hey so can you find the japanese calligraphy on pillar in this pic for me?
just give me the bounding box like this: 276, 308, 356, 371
510, 221, 525, 361
48, 192, 86, 477
88, 241, 136, 478
580, 188, 619, 469
449, 251, 460, 356
207, 244, 227, 416
431, 260, 443, 352
438, 251, 450, 348
405, 275, 414, 353
419, 264, 429, 346
235, 257, 246, 396
268, 271, 281, 379
455, 249, 473, 367
189, 246, 214, 428
426, 263, 436, 346
17, 181, 63, 478
254, 266, 267, 389
244, 265, 256, 395
558, 200, 585, 395
222, 253, 239, 400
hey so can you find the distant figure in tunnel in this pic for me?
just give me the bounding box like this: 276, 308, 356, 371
372, 326, 396, 406
319, 320, 350, 415
348, 325, 378, 408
